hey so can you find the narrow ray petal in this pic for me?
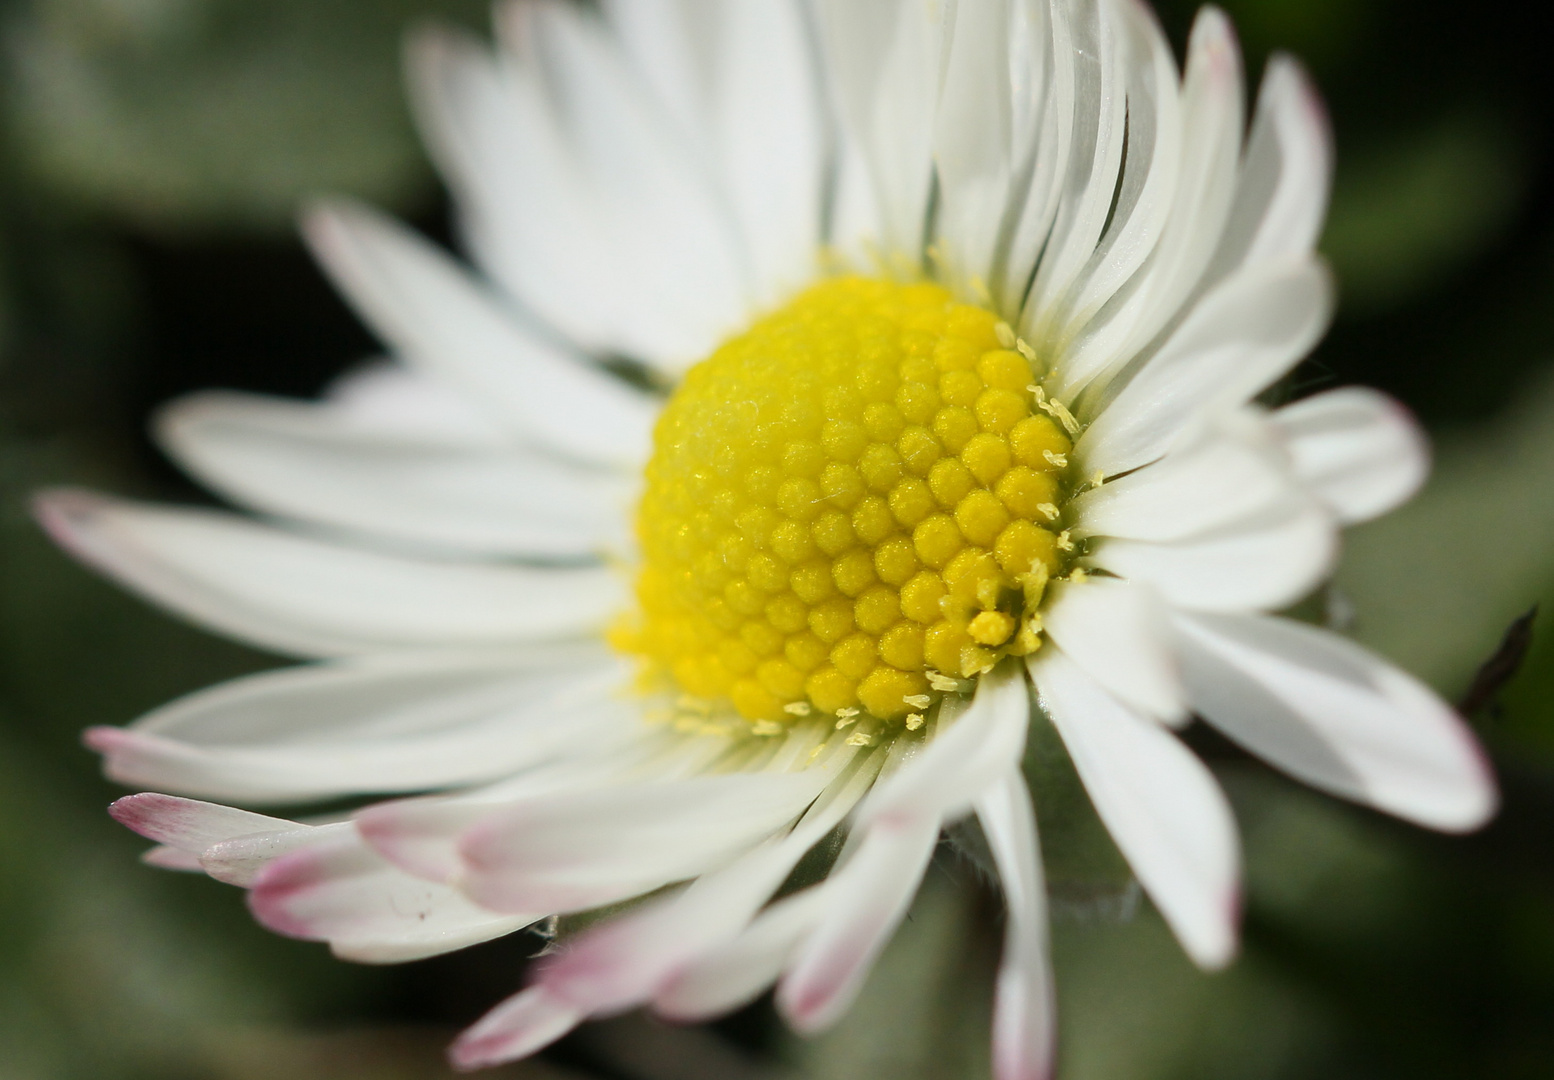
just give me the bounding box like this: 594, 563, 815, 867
1270, 387, 1429, 524
303, 200, 656, 469
158, 390, 635, 558
456, 772, 829, 914
1032, 649, 1240, 968
1042, 578, 1185, 722
36, 490, 624, 658
977, 768, 1056, 1080
1175, 612, 1497, 832
1076, 257, 1334, 478
1089, 489, 1337, 613
249, 832, 536, 963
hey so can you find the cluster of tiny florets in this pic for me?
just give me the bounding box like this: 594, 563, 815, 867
616, 277, 1074, 726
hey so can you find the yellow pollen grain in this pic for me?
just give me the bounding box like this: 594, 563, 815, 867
622, 277, 1075, 724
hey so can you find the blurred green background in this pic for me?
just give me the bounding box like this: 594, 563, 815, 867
1, 0, 1552, 1077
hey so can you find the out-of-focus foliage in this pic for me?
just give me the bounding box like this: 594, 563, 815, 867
2, 0, 485, 233
2, 0, 1553, 1077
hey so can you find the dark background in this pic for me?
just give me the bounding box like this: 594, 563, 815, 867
2, 0, 1552, 1077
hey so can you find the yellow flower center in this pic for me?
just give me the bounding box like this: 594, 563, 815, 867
616, 277, 1075, 728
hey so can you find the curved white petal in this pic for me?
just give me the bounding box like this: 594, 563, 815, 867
323, 362, 510, 446
858, 664, 1032, 827
1041, 0, 1182, 362
406, 25, 624, 357
36, 490, 624, 658
302, 200, 657, 469
1031, 648, 1239, 968
1204, 55, 1332, 285
605, 0, 825, 306
1175, 612, 1497, 832
815, 0, 948, 262
1070, 423, 1293, 543
158, 391, 635, 559
535, 746, 879, 1015
1052, 7, 1244, 397
1021, 0, 1127, 339
999, 0, 1077, 315
451, 986, 584, 1071
1089, 492, 1337, 613
496, 0, 753, 369
106, 792, 340, 887
355, 727, 737, 883
774, 811, 941, 1033
409, 11, 750, 371
976, 769, 1055, 1080
1270, 387, 1429, 524
933, 0, 1022, 295
655, 888, 830, 1021
1076, 256, 1334, 478
1042, 578, 1185, 722
248, 831, 535, 963
86, 649, 632, 803
455, 772, 829, 914
109, 792, 299, 860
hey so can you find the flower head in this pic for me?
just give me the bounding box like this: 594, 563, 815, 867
38, 1, 1496, 1076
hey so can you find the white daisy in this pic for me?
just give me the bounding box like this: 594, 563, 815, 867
36, 0, 1496, 1076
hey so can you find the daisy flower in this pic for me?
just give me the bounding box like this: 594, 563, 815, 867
37, 0, 1496, 1076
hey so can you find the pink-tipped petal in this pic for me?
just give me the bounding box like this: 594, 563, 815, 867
978, 769, 1056, 1080
775, 813, 941, 1034
449, 986, 583, 1071
248, 833, 533, 962
1032, 648, 1241, 969
1176, 611, 1497, 832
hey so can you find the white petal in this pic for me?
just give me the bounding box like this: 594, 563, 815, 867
248, 831, 534, 963
157, 391, 635, 559
200, 823, 351, 889
405, 25, 625, 358
1051, 8, 1244, 396
775, 811, 941, 1033
816, 0, 947, 261
1031, 649, 1239, 968
355, 727, 733, 883
1089, 491, 1336, 613
410, 13, 749, 371
451, 986, 584, 1071
105, 792, 338, 887
976, 769, 1055, 1080
456, 772, 829, 914
536, 747, 881, 1015
656, 887, 831, 1021
1040, 0, 1183, 363
323, 361, 510, 446
1070, 423, 1292, 543
1270, 387, 1429, 524
108, 792, 299, 857
493, 2, 752, 369
606, 0, 825, 306
932, 0, 1017, 293
1076, 257, 1334, 478
858, 664, 1031, 827
1175, 612, 1497, 832
302, 200, 656, 469
1020, 0, 1127, 337
999, 0, 1077, 315
1204, 56, 1332, 284
86, 649, 632, 803
1042, 578, 1185, 722
35, 490, 624, 658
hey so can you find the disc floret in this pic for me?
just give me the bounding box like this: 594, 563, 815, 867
616, 277, 1078, 728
